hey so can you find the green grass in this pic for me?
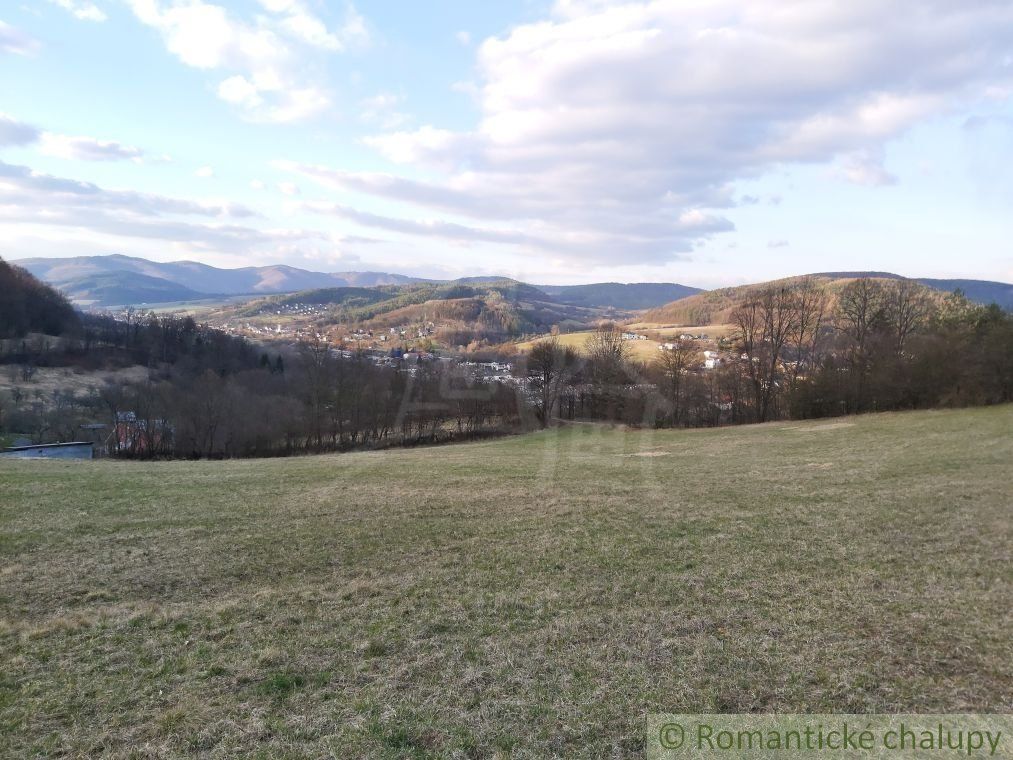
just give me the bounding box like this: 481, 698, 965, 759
1, 407, 1010, 757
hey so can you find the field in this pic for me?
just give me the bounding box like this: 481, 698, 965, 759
515, 331, 665, 360
623, 323, 737, 341
1, 407, 1011, 757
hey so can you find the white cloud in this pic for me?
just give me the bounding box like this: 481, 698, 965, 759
217, 75, 263, 108
0, 113, 40, 146
838, 150, 898, 187
767, 239, 790, 249
250, 179, 266, 190
277, 181, 300, 196
39, 133, 144, 162
358, 93, 410, 129
455, 30, 471, 46
46, 0, 107, 22
336, 0, 1013, 265
363, 126, 467, 166
0, 20, 40, 55
195, 166, 215, 178
125, 0, 366, 122
271, 1, 369, 52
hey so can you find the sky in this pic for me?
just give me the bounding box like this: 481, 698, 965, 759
1, 0, 1012, 288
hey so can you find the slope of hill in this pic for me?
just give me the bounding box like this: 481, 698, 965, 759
644, 272, 1012, 324
0, 257, 80, 338
52, 271, 209, 307
814, 272, 1013, 308
2, 406, 1009, 756
915, 278, 1013, 310
225, 279, 609, 339
538, 281, 702, 309
13, 254, 424, 306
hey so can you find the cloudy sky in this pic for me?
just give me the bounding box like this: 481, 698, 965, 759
1, 0, 1012, 287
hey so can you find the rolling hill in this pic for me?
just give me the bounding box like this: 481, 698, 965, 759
14, 255, 702, 311
49, 271, 209, 307
537, 281, 701, 309
224, 278, 612, 339
644, 272, 1013, 324
13, 254, 425, 307
814, 272, 1013, 309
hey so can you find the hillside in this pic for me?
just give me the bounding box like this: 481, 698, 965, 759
13, 254, 424, 306
916, 277, 1013, 310
51, 271, 209, 307
643, 274, 829, 325
2, 406, 1009, 756
0, 256, 79, 338
641, 272, 998, 325
220, 279, 612, 340
813, 272, 1013, 309
15, 255, 701, 312
538, 281, 701, 309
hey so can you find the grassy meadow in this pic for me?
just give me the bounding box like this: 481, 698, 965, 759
1, 406, 1011, 757
515, 331, 665, 360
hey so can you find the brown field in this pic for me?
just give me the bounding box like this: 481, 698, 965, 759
1, 406, 1010, 757
515, 331, 666, 360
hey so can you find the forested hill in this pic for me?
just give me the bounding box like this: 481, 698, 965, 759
537, 282, 702, 309
0, 257, 80, 339
644, 272, 1012, 324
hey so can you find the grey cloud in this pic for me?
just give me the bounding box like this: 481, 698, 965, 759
302, 200, 722, 262
0, 114, 41, 146
0, 160, 258, 218
0, 20, 39, 56
40, 133, 145, 162
0, 159, 331, 256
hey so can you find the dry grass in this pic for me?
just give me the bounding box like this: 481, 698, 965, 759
1, 406, 1011, 757
0, 365, 149, 407
516, 331, 665, 360
623, 323, 737, 341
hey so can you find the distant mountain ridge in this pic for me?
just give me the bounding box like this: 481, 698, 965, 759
10, 255, 1012, 313
13, 254, 425, 306
537, 282, 702, 310
12, 254, 702, 311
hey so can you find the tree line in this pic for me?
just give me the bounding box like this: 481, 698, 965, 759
2, 274, 1010, 457
526, 278, 1013, 428
1, 311, 526, 458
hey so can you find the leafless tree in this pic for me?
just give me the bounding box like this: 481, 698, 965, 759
732, 285, 797, 421
585, 322, 632, 386
836, 278, 888, 410
528, 336, 578, 427
884, 279, 935, 355
653, 339, 697, 425
785, 277, 829, 393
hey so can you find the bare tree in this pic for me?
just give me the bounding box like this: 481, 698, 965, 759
653, 339, 697, 425
528, 337, 578, 428
836, 278, 888, 411
884, 279, 934, 356
732, 285, 798, 422
785, 277, 829, 394
585, 322, 632, 386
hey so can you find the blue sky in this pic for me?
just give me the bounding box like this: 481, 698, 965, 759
1, 0, 1011, 287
